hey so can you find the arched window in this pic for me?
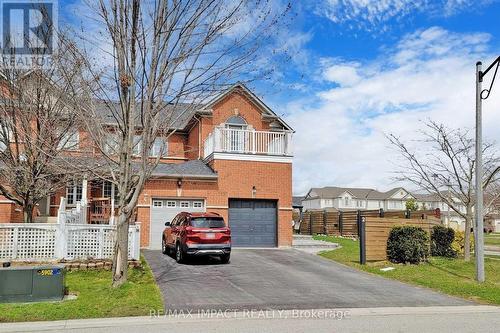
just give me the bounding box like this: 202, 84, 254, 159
225, 115, 247, 129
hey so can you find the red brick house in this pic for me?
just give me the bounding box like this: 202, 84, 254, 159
0, 83, 294, 249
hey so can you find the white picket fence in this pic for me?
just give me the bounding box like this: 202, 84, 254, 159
0, 195, 140, 261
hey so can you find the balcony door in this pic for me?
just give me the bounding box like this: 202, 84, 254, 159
225, 116, 248, 152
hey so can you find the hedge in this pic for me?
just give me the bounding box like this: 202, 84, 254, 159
387, 226, 429, 264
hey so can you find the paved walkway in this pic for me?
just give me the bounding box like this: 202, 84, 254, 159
292, 234, 339, 254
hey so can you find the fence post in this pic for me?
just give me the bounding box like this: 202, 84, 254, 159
133, 223, 141, 260
98, 227, 105, 258
322, 210, 327, 235
356, 210, 361, 237
12, 227, 19, 260
338, 211, 343, 236
55, 212, 67, 259
405, 209, 410, 219
359, 217, 366, 264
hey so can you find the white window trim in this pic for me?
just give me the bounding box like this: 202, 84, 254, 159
166, 200, 176, 207
180, 201, 190, 208
193, 201, 203, 208
66, 182, 83, 206
153, 200, 163, 207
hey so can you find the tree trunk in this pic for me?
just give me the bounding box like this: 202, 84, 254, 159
112, 212, 130, 287
23, 203, 34, 223
464, 211, 472, 262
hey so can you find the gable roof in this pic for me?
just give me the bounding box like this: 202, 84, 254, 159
199, 83, 294, 132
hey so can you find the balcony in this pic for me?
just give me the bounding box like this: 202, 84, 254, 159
203, 127, 293, 160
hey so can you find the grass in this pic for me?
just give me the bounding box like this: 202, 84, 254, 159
314, 235, 500, 305
0, 256, 163, 322
485, 233, 500, 246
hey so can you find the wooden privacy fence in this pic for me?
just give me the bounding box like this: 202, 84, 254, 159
300, 208, 441, 238
359, 217, 441, 264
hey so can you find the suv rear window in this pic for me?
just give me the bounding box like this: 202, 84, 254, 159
190, 217, 225, 228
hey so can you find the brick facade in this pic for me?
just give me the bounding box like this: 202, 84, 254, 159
0, 86, 293, 247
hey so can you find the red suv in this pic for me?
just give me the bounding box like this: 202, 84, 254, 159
162, 212, 231, 264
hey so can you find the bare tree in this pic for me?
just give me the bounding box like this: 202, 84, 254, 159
74, 0, 291, 286
0, 35, 89, 223
388, 121, 500, 261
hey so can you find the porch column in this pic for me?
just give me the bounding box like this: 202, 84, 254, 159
81, 176, 88, 205
82, 176, 88, 223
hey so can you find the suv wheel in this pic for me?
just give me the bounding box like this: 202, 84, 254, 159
175, 243, 185, 263
220, 254, 230, 264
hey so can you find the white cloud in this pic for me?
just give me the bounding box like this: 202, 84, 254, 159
287, 27, 500, 195
315, 0, 493, 31
323, 63, 361, 86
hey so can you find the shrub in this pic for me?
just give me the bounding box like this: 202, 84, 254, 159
431, 225, 457, 258
387, 226, 429, 264
452, 230, 475, 256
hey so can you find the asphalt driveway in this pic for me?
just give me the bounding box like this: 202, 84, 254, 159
143, 249, 470, 311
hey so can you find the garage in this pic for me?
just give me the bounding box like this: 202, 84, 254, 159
149, 198, 205, 249
228, 199, 277, 247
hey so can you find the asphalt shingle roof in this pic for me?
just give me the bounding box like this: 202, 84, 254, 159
151, 160, 217, 179
92, 101, 199, 131
306, 186, 409, 200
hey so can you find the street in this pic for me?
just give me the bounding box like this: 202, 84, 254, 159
1, 306, 498, 333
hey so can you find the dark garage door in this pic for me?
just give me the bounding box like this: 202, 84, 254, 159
228, 199, 277, 247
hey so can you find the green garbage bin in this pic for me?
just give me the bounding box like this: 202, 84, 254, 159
0, 265, 65, 303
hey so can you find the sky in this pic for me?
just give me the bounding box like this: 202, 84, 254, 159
60, 0, 500, 195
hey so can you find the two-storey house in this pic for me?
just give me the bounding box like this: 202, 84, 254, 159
302, 186, 415, 211
0, 83, 294, 249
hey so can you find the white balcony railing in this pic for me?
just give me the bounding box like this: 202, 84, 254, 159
204, 127, 292, 158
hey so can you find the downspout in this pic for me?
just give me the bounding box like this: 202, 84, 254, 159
195, 115, 202, 159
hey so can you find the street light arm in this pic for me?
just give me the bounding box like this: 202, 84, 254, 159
480, 56, 500, 100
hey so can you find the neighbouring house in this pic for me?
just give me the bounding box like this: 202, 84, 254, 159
0, 83, 294, 249
302, 186, 416, 211
412, 192, 467, 230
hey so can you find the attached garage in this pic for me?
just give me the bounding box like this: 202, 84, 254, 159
228, 199, 277, 247
149, 198, 205, 249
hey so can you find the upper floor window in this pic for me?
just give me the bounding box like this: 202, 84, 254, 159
0, 123, 11, 151
225, 116, 247, 130
103, 132, 119, 155
344, 197, 349, 206
150, 138, 168, 157
58, 130, 79, 150
66, 181, 83, 205
132, 135, 142, 156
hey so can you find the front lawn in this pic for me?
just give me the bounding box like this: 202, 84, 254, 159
485, 233, 500, 246
0, 256, 163, 322
314, 235, 500, 305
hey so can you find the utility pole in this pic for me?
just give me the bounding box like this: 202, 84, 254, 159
475, 61, 484, 283
475, 56, 500, 283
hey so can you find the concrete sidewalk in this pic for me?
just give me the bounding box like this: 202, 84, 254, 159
292, 234, 339, 254
1, 306, 498, 333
